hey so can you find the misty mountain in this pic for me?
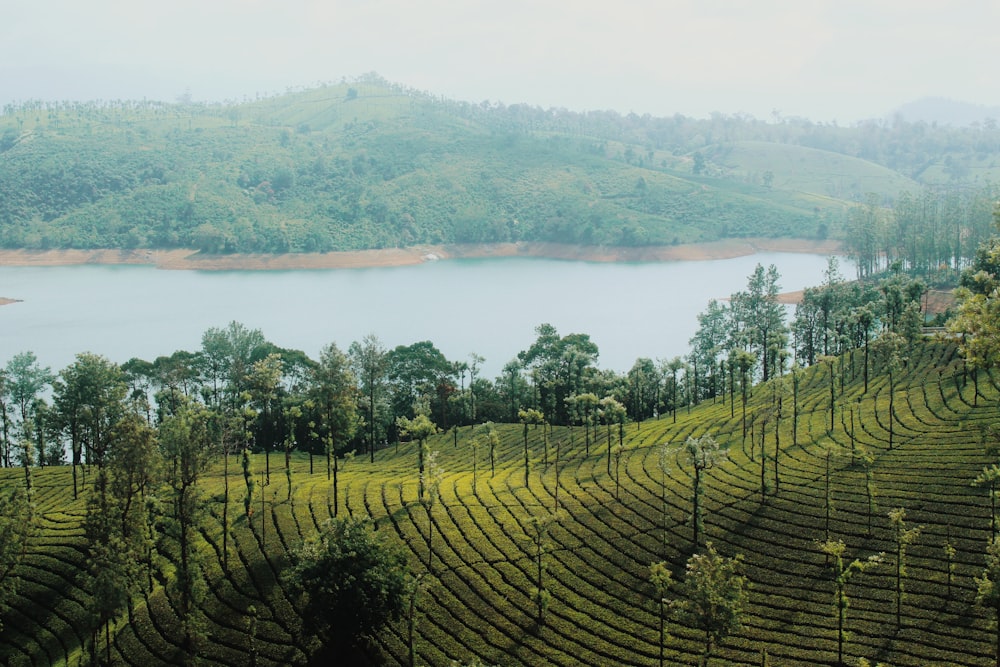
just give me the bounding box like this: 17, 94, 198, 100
890, 97, 1000, 127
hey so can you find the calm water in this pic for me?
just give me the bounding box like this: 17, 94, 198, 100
0, 253, 851, 379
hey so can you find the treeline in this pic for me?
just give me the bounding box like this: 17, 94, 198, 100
0, 261, 933, 479
845, 187, 998, 280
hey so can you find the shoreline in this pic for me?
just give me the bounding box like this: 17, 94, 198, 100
0, 238, 844, 271
0, 239, 844, 307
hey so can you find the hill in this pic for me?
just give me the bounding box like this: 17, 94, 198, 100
2, 338, 999, 666
2, 75, 998, 255
891, 97, 1000, 127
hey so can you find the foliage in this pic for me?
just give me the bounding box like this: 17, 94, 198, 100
681, 433, 725, 547
675, 541, 749, 662
952, 209, 1000, 370
2, 78, 999, 257
649, 560, 674, 667
820, 540, 883, 667
0, 485, 32, 632
286, 516, 410, 657
6, 327, 1000, 665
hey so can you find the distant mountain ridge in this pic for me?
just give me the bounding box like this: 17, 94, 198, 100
890, 96, 1000, 126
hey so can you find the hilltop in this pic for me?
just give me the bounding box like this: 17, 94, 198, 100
2, 74, 998, 256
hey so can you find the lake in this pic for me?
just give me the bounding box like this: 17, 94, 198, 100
0, 252, 851, 379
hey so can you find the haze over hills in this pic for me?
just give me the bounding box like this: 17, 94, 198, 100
0, 75, 997, 255
889, 97, 1000, 127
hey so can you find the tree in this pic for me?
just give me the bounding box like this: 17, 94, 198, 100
730, 264, 787, 383
349, 334, 389, 463
657, 441, 673, 556
681, 434, 725, 548
421, 450, 444, 570
285, 516, 410, 660
310, 342, 358, 516
972, 463, 1000, 540
485, 421, 499, 477
627, 357, 659, 422
159, 402, 213, 664
397, 413, 438, 498
53, 352, 127, 498
871, 332, 907, 450
525, 513, 558, 628
820, 540, 883, 667
675, 542, 749, 665
575, 393, 599, 454
282, 404, 301, 502
518, 408, 544, 486
888, 507, 921, 629
247, 353, 283, 485
4, 351, 54, 443
386, 340, 453, 430
600, 396, 626, 477
108, 412, 159, 566
467, 352, 485, 426
689, 299, 730, 402
734, 351, 756, 441
242, 446, 255, 518
404, 572, 430, 667
200, 321, 270, 410
0, 484, 33, 633
944, 536, 957, 599
517, 323, 598, 425
649, 561, 674, 667
977, 537, 1000, 667
951, 210, 1000, 374
859, 446, 878, 537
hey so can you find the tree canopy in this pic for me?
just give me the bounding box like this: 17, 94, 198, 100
285, 517, 410, 659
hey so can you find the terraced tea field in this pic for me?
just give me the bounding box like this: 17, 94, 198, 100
1, 340, 998, 665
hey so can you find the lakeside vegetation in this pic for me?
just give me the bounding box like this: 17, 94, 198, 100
1, 74, 997, 271
1, 237, 999, 664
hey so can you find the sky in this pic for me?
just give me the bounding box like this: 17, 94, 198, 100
1, 1, 997, 123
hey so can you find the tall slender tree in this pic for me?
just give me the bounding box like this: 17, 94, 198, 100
309, 342, 358, 516
160, 402, 213, 664
682, 434, 724, 548
649, 561, 673, 667
888, 507, 921, 629
820, 540, 883, 667
350, 334, 388, 463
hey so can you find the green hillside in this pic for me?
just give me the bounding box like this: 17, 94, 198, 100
3, 75, 996, 255
709, 140, 919, 200
2, 338, 999, 666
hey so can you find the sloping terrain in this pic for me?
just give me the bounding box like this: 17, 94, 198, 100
1, 339, 998, 665
2, 78, 959, 255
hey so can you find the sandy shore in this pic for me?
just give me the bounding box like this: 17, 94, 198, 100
0, 239, 845, 306
0, 238, 844, 271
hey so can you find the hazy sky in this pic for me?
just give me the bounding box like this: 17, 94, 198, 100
2, 1, 997, 123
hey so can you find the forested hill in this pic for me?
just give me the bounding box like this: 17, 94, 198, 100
1, 73, 998, 254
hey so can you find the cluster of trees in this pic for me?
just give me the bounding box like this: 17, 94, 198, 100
845, 187, 998, 280
653, 257, 930, 422
0, 257, 940, 490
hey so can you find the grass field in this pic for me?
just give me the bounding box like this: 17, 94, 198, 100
1, 339, 998, 666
